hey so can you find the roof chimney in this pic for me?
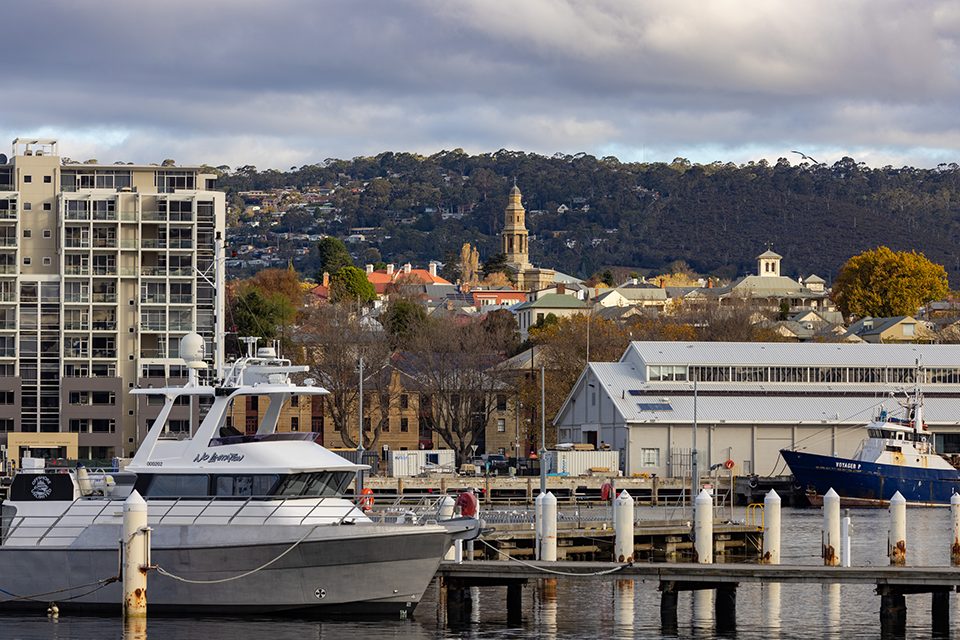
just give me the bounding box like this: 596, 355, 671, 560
707, 278, 713, 289
557, 283, 565, 295
403, 263, 412, 274
365, 264, 374, 274
428, 262, 437, 277
659, 278, 665, 288
386, 264, 394, 275
322, 272, 330, 287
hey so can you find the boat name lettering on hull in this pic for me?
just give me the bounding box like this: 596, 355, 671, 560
835, 461, 861, 470
193, 452, 245, 463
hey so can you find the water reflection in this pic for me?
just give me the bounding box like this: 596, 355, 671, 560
613, 579, 635, 638
762, 582, 781, 639
692, 588, 714, 635
823, 583, 841, 639
123, 616, 147, 640
536, 578, 558, 640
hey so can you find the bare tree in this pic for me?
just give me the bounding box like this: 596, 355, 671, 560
294, 304, 391, 449
401, 317, 511, 463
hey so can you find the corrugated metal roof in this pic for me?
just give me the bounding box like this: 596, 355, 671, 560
622, 342, 960, 368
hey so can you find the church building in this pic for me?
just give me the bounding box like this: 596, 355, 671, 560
500, 184, 555, 291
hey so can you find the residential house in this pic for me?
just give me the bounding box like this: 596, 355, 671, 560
845, 316, 934, 343
514, 293, 588, 339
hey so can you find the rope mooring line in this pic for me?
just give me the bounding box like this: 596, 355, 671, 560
0, 575, 119, 604
477, 539, 629, 577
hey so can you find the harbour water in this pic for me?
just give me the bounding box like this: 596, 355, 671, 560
5, 506, 960, 639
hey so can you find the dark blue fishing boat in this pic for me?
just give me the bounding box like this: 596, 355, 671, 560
781, 381, 960, 506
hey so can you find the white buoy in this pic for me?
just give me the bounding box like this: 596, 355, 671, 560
762, 489, 781, 564
840, 512, 852, 567
122, 490, 149, 618
614, 490, 635, 562
951, 493, 960, 566
454, 538, 464, 564
76, 466, 93, 496
535, 492, 545, 560
439, 496, 457, 560
694, 489, 713, 564
540, 492, 558, 562
888, 491, 906, 566
822, 488, 840, 566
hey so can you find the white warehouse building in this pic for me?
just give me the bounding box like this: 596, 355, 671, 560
554, 342, 960, 478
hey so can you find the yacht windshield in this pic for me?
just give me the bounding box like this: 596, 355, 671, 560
274, 472, 353, 497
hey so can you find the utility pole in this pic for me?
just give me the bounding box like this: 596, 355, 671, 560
540, 364, 547, 495
691, 379, 699, 511
357, 355, 364, 494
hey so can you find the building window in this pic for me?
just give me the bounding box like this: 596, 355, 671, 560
333, 419, 341, 432
23, 203, 31, 211
497, 418, 506, 432
23, 175, 31, 183
290, 417, 299, 432
311, 416, 323, 432
363, 417, 371, 431
0, 418, 12, 432
246, 396, 259, 411
43, 203, 51, 211
400, 394, 409, 409
641, 448, 660, 467
383, 419, 390, 432
22, 257, 31, 266
42, 257, 51, 266
497, 394, 507, 411
400, 417, 409, 432
23, 229, 31, 238
43, 229, 51, 238
43, 176, 51, 184
290, 395, 299, 407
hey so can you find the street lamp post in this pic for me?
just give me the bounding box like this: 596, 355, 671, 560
356, 356, 365, 494
539, 364, 547, 495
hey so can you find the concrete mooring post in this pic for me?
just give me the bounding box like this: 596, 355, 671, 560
762, 489, 780, 564
694, 489, 713, 564
439, 496, 456, 561
540, 492, 558, 562
122, 490, 149, 618
951, 493, 960, 566
534, 492, 544, 560
888, 491, 906, 566
840, 510, 852, 568
614, 490, 635, 562
822, 488, 840, 566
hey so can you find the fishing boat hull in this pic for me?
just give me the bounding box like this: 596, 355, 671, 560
781, 448, 960, 506
0, 522, 467, 617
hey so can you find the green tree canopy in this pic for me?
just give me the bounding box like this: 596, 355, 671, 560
382, 298, 427, 348
227, 286, 296, 355
831, 246, 949, 318
330, 265, 377, 304
482, 253, 511, 278
317, 236, 353, 277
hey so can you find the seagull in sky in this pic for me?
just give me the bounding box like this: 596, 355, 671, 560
791, 150, 819, 164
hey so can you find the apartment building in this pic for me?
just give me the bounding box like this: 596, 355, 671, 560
0, 139, 225, 464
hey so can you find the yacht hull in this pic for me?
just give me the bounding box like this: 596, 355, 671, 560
781, 449, 960, 506
0, 524, 454, 617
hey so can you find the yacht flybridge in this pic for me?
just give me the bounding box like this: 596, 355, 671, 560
0, 334, 478, 616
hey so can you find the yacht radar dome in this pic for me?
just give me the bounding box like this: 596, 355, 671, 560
180, 333, 207, 369
257, 347, 277, 359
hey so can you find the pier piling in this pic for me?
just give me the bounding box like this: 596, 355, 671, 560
506, 582, 523, 626
614, 490, 635, 562
762, 489, 780, 564
122, 490, 149, 618
822, 488, 840, 566
888, 491, 906, 566
715, 583, 738, 635
694, 489, 713, 564
540, 492, 558, 561
932, 589, 951, 636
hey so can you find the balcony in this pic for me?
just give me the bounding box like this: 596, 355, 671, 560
91, 266, 117, 276
64, 294, 89, 303
65, 266, 90, 276
140, 266, 166, 277
92, 239, 118, 249
92, 321, 117, 331
169, 239, 194, 249
169, 320, 193, 331
64, 212, 91, 221
140, 347, 167, 358
91, 293, 117, 303
0, 238, 17, 248
169, 267, 192, 277
63, 321, 89, 331
91, 212, 117, 222
169, 295, 193, 304
0, 210, 16, 220
0, 293, 15, 302
91, 349, 117, 359
119, 239, 139, 249
140, 320, 166, 331
141, 294, 167, 304
64, 239, 91, 249
141, 238, 165, 249
0, 265, 16, 275
140, 211, 166, 222
65, 349, 88, 358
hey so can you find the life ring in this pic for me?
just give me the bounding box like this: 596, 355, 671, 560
359, 487, 374, 511
600, 481, 614, 502
724, 459, 735, 470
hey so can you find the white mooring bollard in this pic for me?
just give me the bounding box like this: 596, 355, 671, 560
122, 490, 150, 618
439, 496, 456, 561
952, 493, 960, 566
540, 492, 558, 562
840, 511, 852, 567
762, 489, 781, 564
888, 491, 906, 566
694, 489, 713, 564
822, 488, 840, 566
614, 490, 635, 562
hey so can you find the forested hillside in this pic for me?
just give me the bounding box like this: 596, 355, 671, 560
218, 151, 960, 285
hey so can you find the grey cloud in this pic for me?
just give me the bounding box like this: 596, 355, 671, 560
1, 0, 960, 168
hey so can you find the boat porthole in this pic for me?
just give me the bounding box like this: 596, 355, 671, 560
315, 588, 326, 599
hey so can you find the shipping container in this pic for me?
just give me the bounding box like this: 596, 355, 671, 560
387, 450, 456, 477
548, 450, 620, 476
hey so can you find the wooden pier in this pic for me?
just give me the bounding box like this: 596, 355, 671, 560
437, 560, 960, 635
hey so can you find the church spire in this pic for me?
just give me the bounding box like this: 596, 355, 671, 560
502, 183, 529, 269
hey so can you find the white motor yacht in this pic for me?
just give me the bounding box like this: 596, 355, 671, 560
0, 334, 478, 616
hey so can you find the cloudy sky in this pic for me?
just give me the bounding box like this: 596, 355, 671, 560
3, 1, 960, 169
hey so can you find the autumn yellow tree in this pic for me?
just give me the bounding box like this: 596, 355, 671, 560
831, 247, 949, 318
